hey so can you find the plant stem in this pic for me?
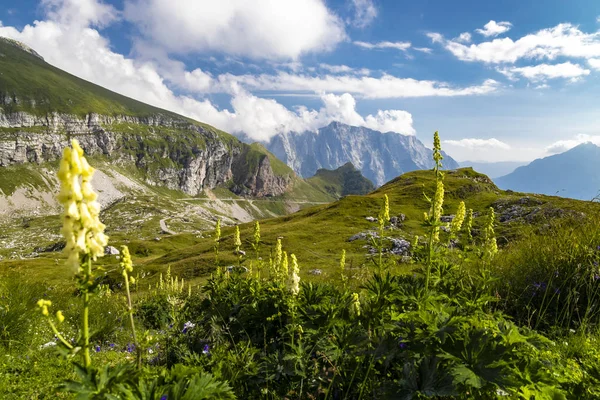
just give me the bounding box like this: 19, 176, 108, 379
123, 270, 141, 369
82, 256, 92, 369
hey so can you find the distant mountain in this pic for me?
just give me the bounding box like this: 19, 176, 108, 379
306, 162, 375, 198
495, 143, 600, 200
266, 122, 459, 186
459, 161, 527, 179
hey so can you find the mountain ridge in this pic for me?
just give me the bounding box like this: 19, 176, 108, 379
495, 142, 600, 200
266, 121, 459, 186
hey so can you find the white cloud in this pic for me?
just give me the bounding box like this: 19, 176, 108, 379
443, 138, 511, 150
498, 62, 590, 82
413, 47, 433, 54
546, 134, 600, 154
475, 20, 512, 37
535, 83, 550, 89
350, 0, 378, 28
456, 32, 471, 43
318, 64, 370, 75
431, 23, 600, 64
0, 1, 419, 142
42, 0, 118, 27
588, 58, 600, 70
224, 91, 415, 140
124, 0, 346, 60
220, 72, 500, 99
354, 40, 411, 51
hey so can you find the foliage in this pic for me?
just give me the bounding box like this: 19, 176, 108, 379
2, 132, 600, 399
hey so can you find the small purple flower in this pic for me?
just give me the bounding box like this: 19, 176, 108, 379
109, 343, 115, 349
95, 345, 101, 353
182, 321, 196, 334
202, 344, 210, 355
126, 343, 135, 353
160, 395, 168, 400
399, 342, 407, 349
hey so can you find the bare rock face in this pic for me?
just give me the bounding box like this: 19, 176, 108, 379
267, 121, 460, 187
0, 111, 291, 198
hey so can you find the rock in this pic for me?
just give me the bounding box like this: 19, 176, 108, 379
105, 246, 120, 255
440, 225, 450, 233
234, 249, 246, 256
388, 238, 411, 256
0, 111, 292, 197
365, 216, 377, 222
309, 269, 322, 275
34, 241, 66, 253
440, 215, 455, 223
348, 231, 378, 242
266, 122, 459, 187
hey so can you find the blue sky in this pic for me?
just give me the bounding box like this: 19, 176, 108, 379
2, 0, 600, 162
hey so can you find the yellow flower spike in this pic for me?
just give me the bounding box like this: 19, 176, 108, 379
282, 251, 289, 277
290, 254, 300, 295
120, 246, 134, 273
350, 293, 361, 317
450, 201, 466, 237
234, 226, 241, 248
253, 221, 260, 246
56, 310, 65, 323
57, 139, 108, 273
130, 276, 135, 285
37, 299, 52, 316
215, 219, 221, 242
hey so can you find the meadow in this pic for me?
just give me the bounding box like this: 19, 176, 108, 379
2, 133, 600, 399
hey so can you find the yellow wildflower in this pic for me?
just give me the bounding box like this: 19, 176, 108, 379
350, 293, 361, 317
57, 140, 108, 272
56, 310, 65, 323
450, 201, 466, 237
290, 254, 300, 295
37, 299, 52, 316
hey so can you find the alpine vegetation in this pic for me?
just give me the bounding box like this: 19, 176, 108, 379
2, 133, 600, 399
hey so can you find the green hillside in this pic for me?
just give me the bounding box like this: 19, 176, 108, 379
306, 162, 375, 198
0, 37, 183, 118
4, 166, 596, 287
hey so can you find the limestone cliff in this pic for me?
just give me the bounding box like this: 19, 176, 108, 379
0, 110, 293, 197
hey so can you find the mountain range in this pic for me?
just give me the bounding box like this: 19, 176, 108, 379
266, 122, 459, 187
495, 142, 600, 200
458, 160, 527, 179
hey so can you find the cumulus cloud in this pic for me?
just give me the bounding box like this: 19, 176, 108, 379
546, 134, 600, 154
223, 91, 415, 140
349, 0, 378, 28
42, 0, 118, 27
443, 138, 511, 150
354, 40, 411, 51
475, 20, 512, 37
430, 23, 600, 64
455, 32, 472, 43
498, 62, 590, 82
123, 0, 346, 60
588, 58, 600, 70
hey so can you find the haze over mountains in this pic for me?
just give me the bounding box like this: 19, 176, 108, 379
458, 161, 527, 179
266, 122, 459, 187
495, 142, 600, 201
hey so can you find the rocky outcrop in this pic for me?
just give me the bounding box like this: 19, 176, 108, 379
0, 111, 291, 197
267, 121, 459, 187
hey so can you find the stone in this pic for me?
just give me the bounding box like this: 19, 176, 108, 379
105, 246, 120, 255
309, 269, 322, 275
365, 216, 377, 222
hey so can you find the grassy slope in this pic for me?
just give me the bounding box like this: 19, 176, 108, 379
2, 167, 598, 288
305, 162, 375, 198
